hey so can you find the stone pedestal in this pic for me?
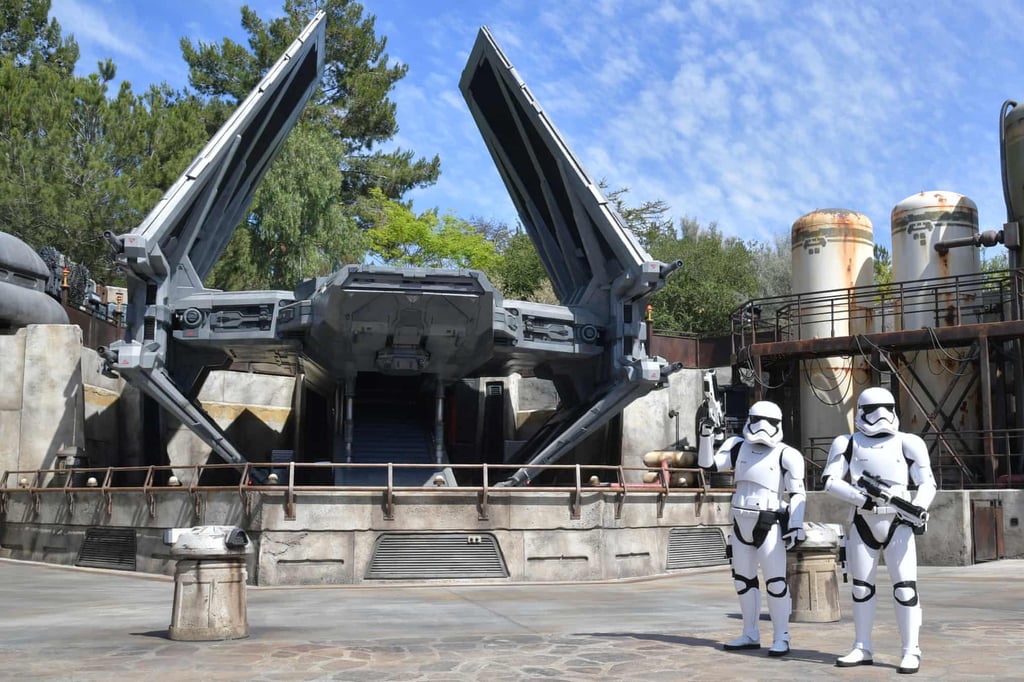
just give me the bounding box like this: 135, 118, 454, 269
168, 558, 249, 641
787, 522, 841, 623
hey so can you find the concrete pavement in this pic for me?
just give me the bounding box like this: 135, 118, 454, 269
1, 557, 1021, 680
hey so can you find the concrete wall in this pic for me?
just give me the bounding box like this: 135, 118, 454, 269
80, 347, 144, 469
1, 326, 148, 479
164, 372, 294, 479
0, 325, 85, 478
621, 368, 706, 482
0, 487, 733, 585
4, 487, 1021, 584
806, 489, 1024, 566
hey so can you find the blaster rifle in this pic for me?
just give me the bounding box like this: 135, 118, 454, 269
702, 369, 726, 432
857, 471, 928, 528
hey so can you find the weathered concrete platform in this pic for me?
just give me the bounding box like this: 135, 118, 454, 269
1, 557, 1021, 680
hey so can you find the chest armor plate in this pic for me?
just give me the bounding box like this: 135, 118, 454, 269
734, 444, 782, 492
849, 434, 908, 485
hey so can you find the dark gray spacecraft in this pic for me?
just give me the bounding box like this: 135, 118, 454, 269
101, 12, 681, 486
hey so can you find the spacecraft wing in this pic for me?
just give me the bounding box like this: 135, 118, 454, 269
459, 27, 655, 308
133, 12, 326, 283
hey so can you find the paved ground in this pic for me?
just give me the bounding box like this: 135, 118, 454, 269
1, 558, 1021, 680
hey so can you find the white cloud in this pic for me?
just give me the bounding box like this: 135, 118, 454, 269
53, 0, 147, 61
51, 0, 1024, 250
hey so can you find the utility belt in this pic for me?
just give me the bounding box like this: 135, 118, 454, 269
730, 508, 789, 549
731, 494, 783, 511
857, 505, 899, 516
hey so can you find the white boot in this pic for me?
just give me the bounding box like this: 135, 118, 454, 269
724, 633, 761, 650
898, 652, 921, 674
768, 633, 790, 657
835, 647, 873, 667
766, 586, 791, 657
835, 595, 876, 666
896, 604, 922, 674
724, 588, 761, 650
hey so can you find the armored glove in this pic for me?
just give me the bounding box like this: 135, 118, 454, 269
782, 526, 806, 550
698, 418, 724, 439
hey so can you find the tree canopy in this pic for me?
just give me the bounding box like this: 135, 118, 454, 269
188, 0, 441, 290
0, 0, 214, 282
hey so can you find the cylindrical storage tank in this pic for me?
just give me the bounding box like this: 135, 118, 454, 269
791, 210, 874, 462
891, 191, 980, 328
1001, 102, 1024, 224
890, 191, 981, 471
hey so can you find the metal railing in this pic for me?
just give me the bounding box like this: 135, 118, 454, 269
731, 269, 1017, 351
1, 461, 735, 522
802, 429, 1024, 491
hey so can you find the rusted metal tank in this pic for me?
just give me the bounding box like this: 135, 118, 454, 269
790, 210, 874, 460
890, 191, 981, 443
891, 191, 980, 326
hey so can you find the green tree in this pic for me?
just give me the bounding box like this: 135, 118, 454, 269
492, 229, 548, 299
603, 184, 674, 250
0, 4, 134, 281
874, 243, 893, 286
648, 218, 759, 335
0, 0, 77, 72
981, 248, 1008, 273
749, 231, 791, 299
212, 123, 364, 290
186, 0, 441, 289
361, 189, 497, 270
0, 1, 218, 284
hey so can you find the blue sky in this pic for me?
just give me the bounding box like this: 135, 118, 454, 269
51, 0, 1024, 255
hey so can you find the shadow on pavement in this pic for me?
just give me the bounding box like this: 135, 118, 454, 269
579, 631, 838, 665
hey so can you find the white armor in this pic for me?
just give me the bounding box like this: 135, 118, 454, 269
699, 401, 806, 657
822, 388, 936, 674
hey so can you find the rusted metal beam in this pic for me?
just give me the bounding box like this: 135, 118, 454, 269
737, 320, 1024, 364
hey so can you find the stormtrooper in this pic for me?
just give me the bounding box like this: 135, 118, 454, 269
698, 400, 806, 657
822, 387, 936, 674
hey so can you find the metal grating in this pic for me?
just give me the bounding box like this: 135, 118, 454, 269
666, 527, 729, 570
366, 533, 508, 580
76, 527, 137, 571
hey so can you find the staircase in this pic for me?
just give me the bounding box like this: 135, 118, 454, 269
336, 375, 440, 486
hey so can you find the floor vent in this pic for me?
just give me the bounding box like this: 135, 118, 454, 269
666, 527, 729, 570
366, 533, 508, 580
76, 527, 137, 571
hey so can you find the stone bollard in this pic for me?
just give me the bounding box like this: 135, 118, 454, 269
787, 522, 842, 622
164, 526, 252, 641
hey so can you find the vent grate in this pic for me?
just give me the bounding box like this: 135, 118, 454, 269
76, 527, 137, 571
666, 527, 729, 570
366, 533, 508, 580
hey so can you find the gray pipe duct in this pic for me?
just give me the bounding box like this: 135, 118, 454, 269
0, 231, 68, 328
0, 280, 68, 327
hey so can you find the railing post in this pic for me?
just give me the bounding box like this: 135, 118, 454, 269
285, 462, 296, 520
383, 463, 394, 520
571, 464, 582, 519
478, 464, 489, 520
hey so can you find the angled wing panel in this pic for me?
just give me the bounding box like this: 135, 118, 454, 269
135, 11, 327, 282
460, 27, 653, 307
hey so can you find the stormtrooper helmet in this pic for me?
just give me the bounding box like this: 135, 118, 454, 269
856, 387, 899, 436
743, 401, 783, 446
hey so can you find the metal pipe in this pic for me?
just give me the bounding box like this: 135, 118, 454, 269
434, 378, 445, 465
0, 281, 68, 326
344, 379, 354, 464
